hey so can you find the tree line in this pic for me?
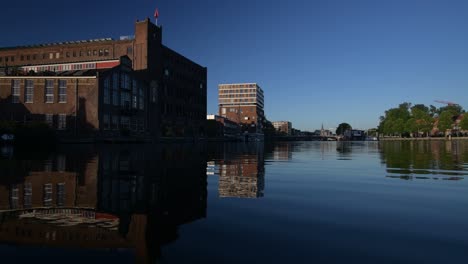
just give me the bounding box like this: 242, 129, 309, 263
378, 103, 468, 137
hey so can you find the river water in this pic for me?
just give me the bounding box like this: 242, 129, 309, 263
1, 141, 467, 263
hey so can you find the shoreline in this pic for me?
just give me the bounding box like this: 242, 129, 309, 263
379, 137, 468, 141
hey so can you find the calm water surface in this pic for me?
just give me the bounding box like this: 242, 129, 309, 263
1, 141, 468, 263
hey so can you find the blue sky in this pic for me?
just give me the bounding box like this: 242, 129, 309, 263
1, 0, 468, 131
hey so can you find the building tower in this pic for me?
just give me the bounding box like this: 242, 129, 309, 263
218, 83, 264, 134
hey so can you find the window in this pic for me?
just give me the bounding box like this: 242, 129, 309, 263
87, 50, 91, 56
11, 56, 14, 62
49, 53, 53, 59
152, 86, 157, 103
132, 80, 138, 109
10, 185, 19, 209
103, 114, 110, 130
104, 49, 109, 56
103, 78, 110, 104
43, 184, 53, 207
45, 114, 53, 127
80, 51, 84, 57
127, 46, 133, 55
45, 80, 54, 103
57, 155, 66, 172
24, 182, 32, 209
66, 52, 70, 58
112, 115, 119, 130
58, 114, 67, 130
93, 50, 97, 56
56, 183, 65, 206
73, 51, 76, 57
0, 57, 2, 63
139, 118, 145, 131
11, 80, 20, 103
131, 118, 137, 131
121, 92, 131, 109
33, 54, 37, 60
26, 55, 30, 60
121, 73, 130, 89
112, 73, 119, 106
20, 55, 24, 61
59, 80, 67, 103
139, 86, 144, 110
25, 80, 34, 103
99, 49, 103, 56
56, 52, 60, 59
120, 116, 130, 129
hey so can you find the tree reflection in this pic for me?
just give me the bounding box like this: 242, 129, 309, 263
380, 140, 468, 180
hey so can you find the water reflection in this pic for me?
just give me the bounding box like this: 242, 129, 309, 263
380, 140, 468, 180
0, 144, 207, 264
208, 143, 265, 199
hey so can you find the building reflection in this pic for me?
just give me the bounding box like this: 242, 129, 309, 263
380, 140, 468, 181
272, 143, 292, 161
209, 143, 265, 198
0, 144, 207, 264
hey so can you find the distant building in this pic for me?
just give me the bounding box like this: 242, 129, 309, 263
344, 129, 365, 140
218, 83, 264, 135
272, 121, 292, 135
206, 114, 240, 139
0, 18, 207, 140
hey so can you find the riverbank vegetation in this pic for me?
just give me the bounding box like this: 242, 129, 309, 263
378, 102, 467, 137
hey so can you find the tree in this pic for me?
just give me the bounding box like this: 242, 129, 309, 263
429, 105, 438, 117
460, 113, 468, 131
336, 123, 352, 135
438, 105, 463, 116
438, 110, 456, 134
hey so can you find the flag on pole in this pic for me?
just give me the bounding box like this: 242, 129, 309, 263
154, 8, 159, 19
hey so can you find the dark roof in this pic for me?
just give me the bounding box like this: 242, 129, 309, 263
0, 38, 133, 51
162, 45, 206, 69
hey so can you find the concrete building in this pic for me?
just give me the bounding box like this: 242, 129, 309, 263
272, 121, 292, 135
218, 83, 264, 136
0, 18, 207, 140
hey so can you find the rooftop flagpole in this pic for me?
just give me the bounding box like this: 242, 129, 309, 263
154, 8, 159, 26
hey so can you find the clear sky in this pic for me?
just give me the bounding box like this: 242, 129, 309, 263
1, 0, 468, 131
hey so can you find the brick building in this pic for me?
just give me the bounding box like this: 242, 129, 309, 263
0, 18, 207, 140
218, 83, 264, 135
272, 121, 292, 135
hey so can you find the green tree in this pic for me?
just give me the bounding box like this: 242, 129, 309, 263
429, 105, 438, 117
438, 110, 456, 134
336, 123, 352, 135
438, 105, 463, 116
410, 105, 433, 136
459, 113, 468, 131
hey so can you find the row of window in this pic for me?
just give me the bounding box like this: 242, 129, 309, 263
11, 80, 67, 104
9, 182, 66, 209
219, 94, 258, 98
219, 98, 257, 103
45, 114, 68, 130
102, 114, 145, 131
0, 49, 111, 64
23, 63, 97, 73
219, 88, 258, 94
220, 84, 257, 89
103, 74, 144, 109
